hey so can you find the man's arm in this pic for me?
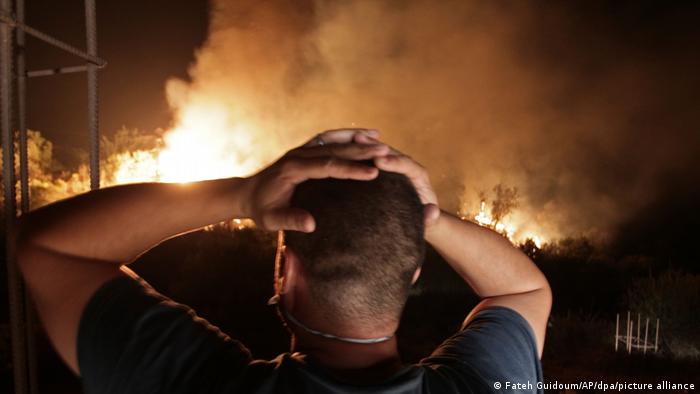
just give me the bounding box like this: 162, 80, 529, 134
18, 130, 387, 373
370, 150, 551, 357
424, 213, 551, 357
20, 178, 250, 263
18, 178, 254, 374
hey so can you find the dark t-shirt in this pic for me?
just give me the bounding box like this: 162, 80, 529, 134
78, 277, 543, 393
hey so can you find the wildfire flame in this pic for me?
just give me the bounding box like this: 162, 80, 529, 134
106, 104, 264, 185
104, 115, 551, 244
157, 104, 259, 182
465, 200, 546, 247
17, 103, 553, 242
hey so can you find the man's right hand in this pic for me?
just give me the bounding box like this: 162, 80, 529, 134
244, 129, 390, 232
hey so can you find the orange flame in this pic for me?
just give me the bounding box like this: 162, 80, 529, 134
463, 199, 547, 247
105, 104, 264, 185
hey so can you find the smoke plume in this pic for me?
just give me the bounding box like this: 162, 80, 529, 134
161, 0, 699, 242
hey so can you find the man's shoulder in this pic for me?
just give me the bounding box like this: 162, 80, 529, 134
421, 307, 544, 394
235, 353, 491, 394
79, 278, 510, 393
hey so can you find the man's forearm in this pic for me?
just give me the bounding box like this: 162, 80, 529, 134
425, 211, 549, 298
19, 177, 251, 263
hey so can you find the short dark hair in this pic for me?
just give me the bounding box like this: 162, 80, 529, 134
285, 170, 425, 327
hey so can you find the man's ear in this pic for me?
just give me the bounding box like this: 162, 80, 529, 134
411, 267, 422, 285
281, 247, 306, 311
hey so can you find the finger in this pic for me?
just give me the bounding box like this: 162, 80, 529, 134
321, 128, 380, 143
262, 208, 316, 232
289, 143, 389, 160
354, 134, 402, 157
302, 128, 380, 147
354, 133, 379, 144
374, 154, 423, 178
374, 154, 438, 205
286, 157, 379, 183
364, 129, 380, 138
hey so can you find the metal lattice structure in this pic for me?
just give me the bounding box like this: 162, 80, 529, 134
1, 1, 105, 392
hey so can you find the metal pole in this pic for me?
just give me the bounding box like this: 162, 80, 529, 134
644, 318, 649, 355
15, 0, 26, 216
15, 0, 38, 392
654, 319, 659, 352
2, 0, 28, 391
628, 321, 633, 353
614, 313, 619, 352
27, 64, 88, 78
625, 311, 631, 353
85, 0, 99, 189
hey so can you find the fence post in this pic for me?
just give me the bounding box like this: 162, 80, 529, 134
614, 313, 619, 351
654, 319, 660, 352
644, 318, 649, 355
629, 321, 634, 353
625, 311, 632, 351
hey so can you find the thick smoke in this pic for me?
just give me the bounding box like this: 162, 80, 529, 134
164, 0, 700, 242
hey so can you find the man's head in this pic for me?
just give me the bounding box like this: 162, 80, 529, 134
282, 170, 425, 331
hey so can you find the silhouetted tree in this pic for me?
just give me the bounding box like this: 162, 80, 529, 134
490, 183, 518, 227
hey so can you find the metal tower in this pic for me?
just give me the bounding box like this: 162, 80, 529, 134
1, 1, 105, 392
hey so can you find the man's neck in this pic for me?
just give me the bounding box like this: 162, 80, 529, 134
294, 334, 403, 383
280, 283, 403, 381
